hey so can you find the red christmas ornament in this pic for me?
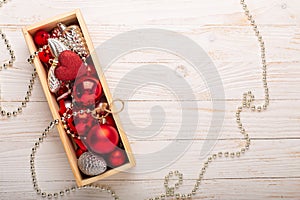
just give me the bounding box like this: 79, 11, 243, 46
55, 50, 83, 81
85, 124, 119, 154
74, 138, 88, 152
76, 148, 86, 158
38, 47, 53, 64
34, 30, 50, 46
108, 148, 126, 167
74, 115, 96, 136
76, 64, 97, 78
56, 83, 70, 98
73, 76, 102, 106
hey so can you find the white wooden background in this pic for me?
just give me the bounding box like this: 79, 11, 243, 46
0, 0, 300, 199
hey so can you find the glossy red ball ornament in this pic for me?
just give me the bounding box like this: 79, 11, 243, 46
85, 124, 119, 154
74, 138, 88, 152
38, 47, 53, 64
74, 116, 96, 136
73, 76, 102, 106
34, 30, 50, 46
76, 64, 97, 78
105, 115, 116, 127
108, 148, 126, 168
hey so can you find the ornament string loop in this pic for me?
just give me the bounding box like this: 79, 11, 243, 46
91, 98, 124, 120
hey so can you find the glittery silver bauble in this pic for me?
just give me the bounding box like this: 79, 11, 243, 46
78, 152, 107, 176
57, 23, 89, 60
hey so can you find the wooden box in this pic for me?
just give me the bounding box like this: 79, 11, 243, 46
22, 9, 135, 186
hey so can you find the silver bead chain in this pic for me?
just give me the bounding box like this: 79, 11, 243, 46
0, 0, 8, 8
146, 0, 270, 199
30, 120, 120, 200
60, 108, 92, 140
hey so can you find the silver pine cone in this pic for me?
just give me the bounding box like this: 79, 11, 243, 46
78, 152, 107, 176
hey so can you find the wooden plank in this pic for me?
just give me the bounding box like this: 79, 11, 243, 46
0, 139, 299, 182
0, 0, 298, 25
0, 178, 300, 200
1, 25, 300, 101
1, 100, 299, 139
1, 61, 299, 101
0, 0, 299, 199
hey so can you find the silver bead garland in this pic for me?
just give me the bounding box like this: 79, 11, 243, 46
0, 28, 39, 118
30, 120, 119, 200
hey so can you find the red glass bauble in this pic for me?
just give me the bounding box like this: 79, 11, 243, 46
108, 148, 126, 167
85, 124, 119, 154
73, 76, 102, 106
105, 115, 116, 127
74, 138, 88, 152
38, 47, 53, 64
34, 30, 50, 46
74, 116, 96, 136
76, 64, 97, 78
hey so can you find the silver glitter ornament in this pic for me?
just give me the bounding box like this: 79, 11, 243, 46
57, 23, 89, 60
78, 152, 107, 176
48, 38, 69, 57
48, 64, 60, 93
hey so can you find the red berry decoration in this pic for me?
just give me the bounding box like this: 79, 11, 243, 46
34, 30, 50, 46
38, 47, 53, 64
108, 148, 126, 167
85, 124, 119, 154
73, 76, 102, 106
55, 50, 83, 81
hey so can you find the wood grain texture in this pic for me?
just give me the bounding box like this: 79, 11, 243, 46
0, 0, 299, 199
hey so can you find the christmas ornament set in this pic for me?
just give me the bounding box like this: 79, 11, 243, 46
33, 24, 129, 176
23, 10, 135, 186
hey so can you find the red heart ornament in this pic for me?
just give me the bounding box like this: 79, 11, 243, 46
55, 50, 83, 81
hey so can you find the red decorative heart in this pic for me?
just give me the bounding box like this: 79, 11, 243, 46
55, 50, 83, 81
